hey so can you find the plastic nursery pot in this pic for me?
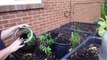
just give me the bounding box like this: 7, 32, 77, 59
48, 28, 71, 59
55, 39, 71, 59
13, 27, 37, 51
46, 28, 71, 59
60, 22, 99, 36
61, 36, 101, 60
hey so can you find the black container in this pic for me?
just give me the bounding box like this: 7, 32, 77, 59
46, 28, 70, 59
61, 36, 101, 60
55, 41, 71, 59
60, 22, 99, 36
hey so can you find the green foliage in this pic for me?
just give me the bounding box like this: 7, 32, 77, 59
23, 28, 30, 34
27, 36, 35, 46
105, 1, 107, 15
101, 3, 105, 19
97, 3, 107, 37
39, 33, 55, 56
98, 15, 107, 36
70, 30, 81, 48
39, 45, 52, 55
23, 28, 36, 46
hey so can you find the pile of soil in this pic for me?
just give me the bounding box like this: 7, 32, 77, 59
71, 43, 100, 60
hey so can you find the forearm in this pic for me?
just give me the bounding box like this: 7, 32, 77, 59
0, 47, 12, 60
1, 26, 18, 40
0, 38, 24, 60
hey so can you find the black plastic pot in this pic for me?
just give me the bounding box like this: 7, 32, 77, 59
61, 36, 101, 60
55, 40, 71, 59
46, 28, 71, 59
60, 22, 99, 36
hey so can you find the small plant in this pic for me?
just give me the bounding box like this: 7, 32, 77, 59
21, 28, 36, 46
71, 30, 81, 48
69, 30, 81, 51
97, 3, 107, 37
97, 15, 107, 36
39, 33, 55, 56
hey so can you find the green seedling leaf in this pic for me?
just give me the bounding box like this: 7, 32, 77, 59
98, 28, 106, 36
39, 35, 47, 41
27, 36, 36, 46
47, 39, 55, 46
99, 18, 105, 21
69, 48, 73, 52
46, 46, 51, 55
23, 28, 30, 34
71, 31, 80, 48
27, 33, 31, 37
98, 21, 106, 28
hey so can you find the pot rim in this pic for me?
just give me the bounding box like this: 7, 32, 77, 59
55, 41, 71, 46
14, 27, 33, 43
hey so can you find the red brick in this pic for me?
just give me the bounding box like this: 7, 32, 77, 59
0, 26, 3, 29
17, 20, 28, 24
0, 20, 9, 25
4, 23, 16, 28
0, 17, 2, 20
28, 22, 33, 26
22, 16, 32, 20
9, 18, 21, 23
28, 11, 37, 16
2, 15, 16, 20
0, 13, 9, 16
16, 13, 28, 17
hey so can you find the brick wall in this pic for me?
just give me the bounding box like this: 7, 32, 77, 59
71, 0, 102, 22
0, 0, 102, 46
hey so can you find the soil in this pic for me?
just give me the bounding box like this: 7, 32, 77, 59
70, 43, 100, 60
49, 29, 71, 44
13, 42, 56, 60
50, 28, 89, 44
12, 22, 98, 60
62, 22, 98, 32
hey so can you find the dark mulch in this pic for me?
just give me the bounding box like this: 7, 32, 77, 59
71, 43, 100, 60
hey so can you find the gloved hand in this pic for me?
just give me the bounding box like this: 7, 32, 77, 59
8, 38, 24, 53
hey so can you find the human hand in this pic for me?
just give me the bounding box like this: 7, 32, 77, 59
16, 24, 30, 29
8, 38, 24, 53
